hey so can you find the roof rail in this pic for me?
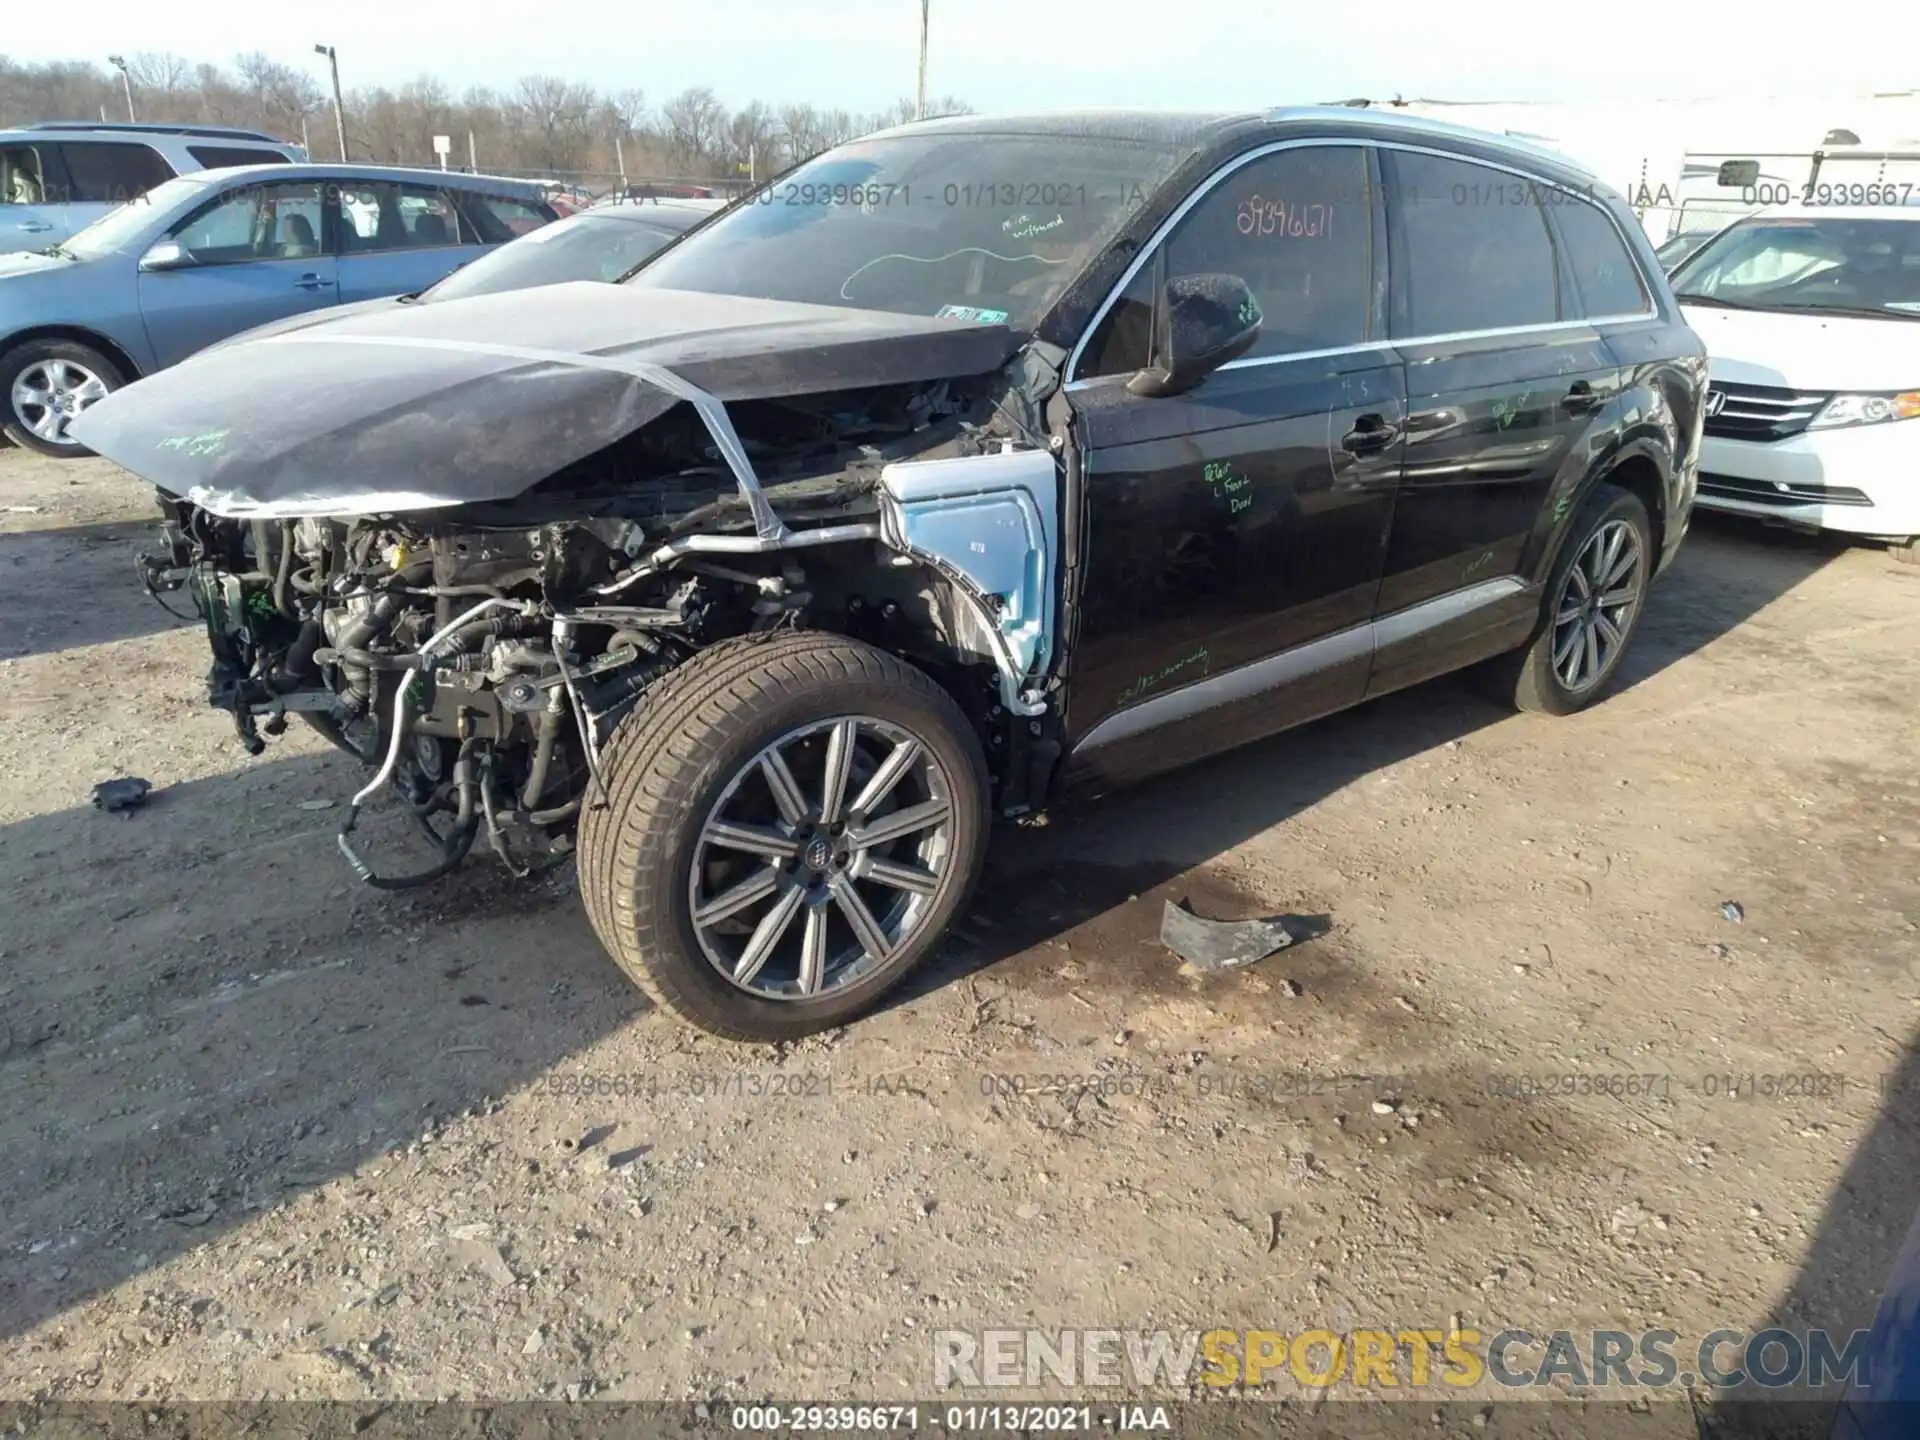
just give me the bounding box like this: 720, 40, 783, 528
20, 121, 285, 143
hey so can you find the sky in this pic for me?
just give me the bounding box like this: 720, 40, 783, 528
15, 0, 1920, 115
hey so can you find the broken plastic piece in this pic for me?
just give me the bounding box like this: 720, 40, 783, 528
91, 777, 153, 814
1160, 898, 1296, 971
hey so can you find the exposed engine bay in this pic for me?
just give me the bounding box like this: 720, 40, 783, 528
134, 373, 1065, 891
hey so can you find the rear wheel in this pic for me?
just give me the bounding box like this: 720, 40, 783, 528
578, 630, 990, 1042
1890, 538, 1920, 567
2, 339, 123, 457
1483, 485, 1653, 715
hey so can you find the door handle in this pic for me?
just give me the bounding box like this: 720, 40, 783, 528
1340, 414, 1401, 455
15, 221, 54, 233
293, 274, 330, 291
1562, 381, 1605, 414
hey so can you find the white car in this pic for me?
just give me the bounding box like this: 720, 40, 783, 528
1672, 204, 1920, 562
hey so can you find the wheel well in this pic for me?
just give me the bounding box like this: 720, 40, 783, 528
0, 326, 142, 382
1602, 454, 1665, 560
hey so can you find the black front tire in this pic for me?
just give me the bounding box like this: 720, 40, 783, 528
578, 630, 990, 1043
1481, 484, 1654, 716
0, 339, 125, 457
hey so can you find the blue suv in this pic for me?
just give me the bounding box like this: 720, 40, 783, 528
0, 163, 555, 454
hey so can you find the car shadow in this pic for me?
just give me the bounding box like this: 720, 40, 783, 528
900, 513, 1844, 1004
0, 517, 194, 659
0, 515, 1842, 1347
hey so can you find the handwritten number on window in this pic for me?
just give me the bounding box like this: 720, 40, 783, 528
1235, 197, 1331, 240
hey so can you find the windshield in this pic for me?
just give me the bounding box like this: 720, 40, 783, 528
424, 210, 699, 302
58, 176, 212, 260
628, 131, 1182, 330
1673, 214, 1920, 318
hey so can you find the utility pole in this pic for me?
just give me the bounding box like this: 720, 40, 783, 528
615, 133, 628, 190
467, 130, 477, 172
313, 44, 348, 161
107, 55, 136, 123
300, 114, 311, 158
915, 0, 929, 121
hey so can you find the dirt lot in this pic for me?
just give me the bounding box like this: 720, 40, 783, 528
2, 445, 1917, 1423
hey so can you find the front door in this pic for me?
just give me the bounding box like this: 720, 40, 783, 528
1369, 148, 1618, 695
1060, 142, 1402, 790
138, 179, 337, 368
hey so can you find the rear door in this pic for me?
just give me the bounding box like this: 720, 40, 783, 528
1063, 141, 1403, 788
1368, 148, 1624, 695
138, 179, 336, 367
335, 180, 491, 302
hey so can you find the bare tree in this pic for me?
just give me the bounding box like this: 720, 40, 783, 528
659, 86, 727, 173
0, 53, 970, 186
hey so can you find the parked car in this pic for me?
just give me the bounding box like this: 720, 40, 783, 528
416, 197, 721, 301
75, 108, 1704, 1041
0, 163, 556, 454
1670, 205, 1920, 562
1, 122, 302, 254
1656, 226, 1724, 273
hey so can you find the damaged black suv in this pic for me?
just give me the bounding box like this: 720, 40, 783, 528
81, 108, 1706, 1042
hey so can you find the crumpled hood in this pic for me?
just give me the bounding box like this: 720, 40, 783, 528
69, 282, 1016, 517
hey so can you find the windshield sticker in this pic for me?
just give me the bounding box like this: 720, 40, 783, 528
1002, 212, 1066, 241
935, 304, 1010, 325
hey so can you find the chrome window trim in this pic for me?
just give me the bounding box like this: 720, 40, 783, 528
1063, 137, 1659, 387
1071, 577, 1528, 756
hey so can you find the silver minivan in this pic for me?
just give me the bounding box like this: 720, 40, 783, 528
0, 122, 302, 253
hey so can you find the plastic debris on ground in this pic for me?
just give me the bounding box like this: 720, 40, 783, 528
1160, 897, 1297, 972
91, 777, 153, 815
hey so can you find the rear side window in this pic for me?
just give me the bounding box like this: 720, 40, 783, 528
1555, 197, 1650, 316
1389, 151, 1558, 335
0, 144, 53, 205
58, 142, 175, 204
1081, 145, 1373, 377
457, 192, 553, 244
338, 183, 481, 252
188, 145, 291, 171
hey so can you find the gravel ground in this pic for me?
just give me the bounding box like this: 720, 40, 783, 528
2, 448, 1917, 1423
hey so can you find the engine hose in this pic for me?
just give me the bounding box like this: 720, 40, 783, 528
337, 738, 480, 890
520, 706, 563, 812
270, 619, 325, 693
273, 520, 296, 620
479, 751, 533, 879
349, 597, 530, 810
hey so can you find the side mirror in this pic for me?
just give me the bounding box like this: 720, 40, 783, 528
138, 240, 194, 272
1128, 273, 1263, 398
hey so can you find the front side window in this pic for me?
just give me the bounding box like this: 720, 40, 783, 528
1555, 196, 1649, 316
1080, 144, 1374, 378
170, 182, 326, 263
1672, 216, 1920, 320
59, 142, 174, 204
631, 131, 1183, 332
1389, 151, 1559, 335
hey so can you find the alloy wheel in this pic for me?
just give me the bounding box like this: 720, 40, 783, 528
687, 715, 956, 1000
1551, 518, 1645, 695
10, 358, 108, 447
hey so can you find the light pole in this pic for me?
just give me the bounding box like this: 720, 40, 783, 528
313, 44, 348, 161
107, 55, 136, 123
915, 0, 929, 121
